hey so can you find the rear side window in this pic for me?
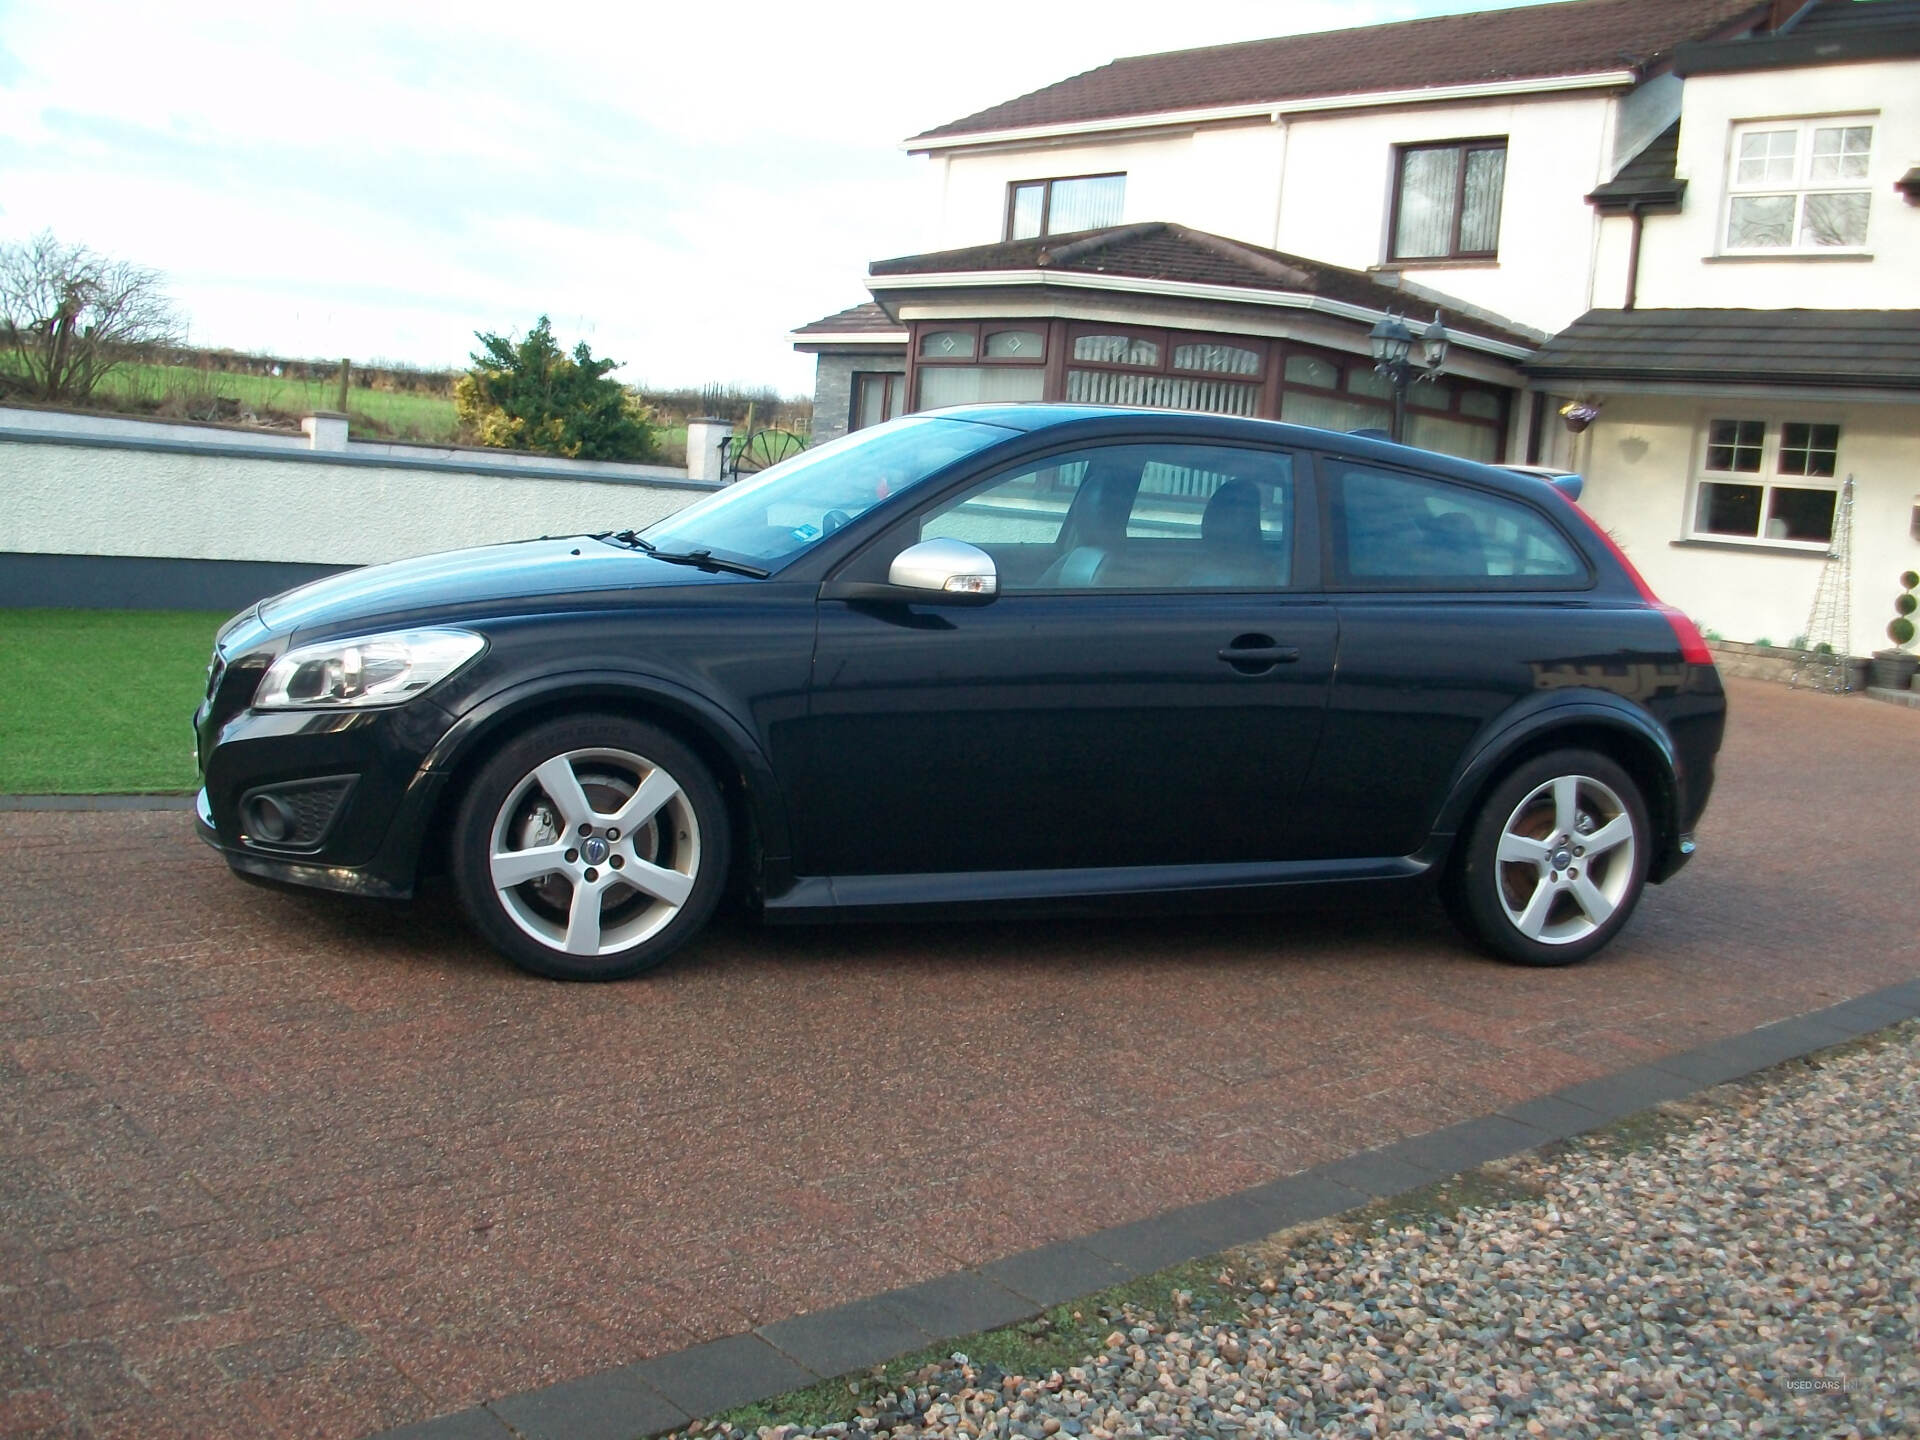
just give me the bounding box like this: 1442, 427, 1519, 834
1329, 462, 1586, 590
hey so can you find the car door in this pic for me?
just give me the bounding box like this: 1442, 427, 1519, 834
795, 439, 1338, 879
1302, 456, 1617, 859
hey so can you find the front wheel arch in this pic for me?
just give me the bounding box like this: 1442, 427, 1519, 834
418, 681, 777, 908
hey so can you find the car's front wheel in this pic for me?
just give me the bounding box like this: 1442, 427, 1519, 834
449, 715, 728, 981
1449, 748, 1649, 967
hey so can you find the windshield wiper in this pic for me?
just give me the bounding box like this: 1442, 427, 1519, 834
640, 548, 770, 579
595, 529, 657, 551
593, 529, 768, 577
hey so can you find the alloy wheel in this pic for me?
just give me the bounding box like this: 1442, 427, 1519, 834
487, 746, 701, 957
1493, 773, 1638, 946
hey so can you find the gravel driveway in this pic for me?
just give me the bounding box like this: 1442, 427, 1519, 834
696, 1023, 1917, 1439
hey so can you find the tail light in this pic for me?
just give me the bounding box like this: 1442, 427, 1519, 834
1570, 507, 1716, 666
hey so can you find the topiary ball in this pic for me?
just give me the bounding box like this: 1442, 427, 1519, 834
1890, 616, 1916, 646
1901, 594, 1918, 617
1903, 570, 1920, 589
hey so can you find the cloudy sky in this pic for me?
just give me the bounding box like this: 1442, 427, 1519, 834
0, 0, 1541, 392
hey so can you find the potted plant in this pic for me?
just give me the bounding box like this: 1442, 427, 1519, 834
1870, 571, 1920, 691
1560, 400, 1601, 434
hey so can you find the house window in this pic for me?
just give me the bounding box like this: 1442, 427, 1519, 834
1063, 325, 1263, 416
851, 373, 902, 432
912, 323, 1046, 410
1692, 418, 1840, 545
1006, 174, 1125, 240
1389, 140, 1507, 261
1276, 344, 1505, 462
1724, 118, 1873, 252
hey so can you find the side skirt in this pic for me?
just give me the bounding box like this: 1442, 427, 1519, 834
761, 855, 1430, 924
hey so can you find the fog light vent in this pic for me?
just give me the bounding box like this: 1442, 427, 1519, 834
239, 776, 355, 852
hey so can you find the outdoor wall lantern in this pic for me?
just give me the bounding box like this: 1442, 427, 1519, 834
1369, 310, 1449, 443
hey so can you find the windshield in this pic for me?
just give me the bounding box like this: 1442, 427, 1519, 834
641, 416, 1016, 570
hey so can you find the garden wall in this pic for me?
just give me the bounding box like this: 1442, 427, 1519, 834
0, 406, 717, 610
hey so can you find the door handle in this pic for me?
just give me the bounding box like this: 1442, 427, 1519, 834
1218, 644, 1300, 665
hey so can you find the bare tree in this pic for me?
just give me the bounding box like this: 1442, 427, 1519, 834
0, 231, 183, 404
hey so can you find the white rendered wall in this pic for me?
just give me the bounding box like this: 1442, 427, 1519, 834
1632, 59, 1920, 311
0, 411, 708, 569
1560, 394, 1920, 654
923, 91, 1619, 335
1274, 93, 1616, 333
928, 124, 1289, 253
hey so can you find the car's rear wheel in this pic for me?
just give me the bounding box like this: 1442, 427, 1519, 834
1449, 748, 1649, 967
449, 716, 728, 981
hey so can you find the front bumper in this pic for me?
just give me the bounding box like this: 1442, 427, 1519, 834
194, 687, 458, 899
194, 790, 417, 898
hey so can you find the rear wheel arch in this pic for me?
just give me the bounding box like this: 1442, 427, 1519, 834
1436, 712, 1679, 880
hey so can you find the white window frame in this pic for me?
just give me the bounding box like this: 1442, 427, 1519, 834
1721, 115, 1875, 256
1686, 415, 1842, 551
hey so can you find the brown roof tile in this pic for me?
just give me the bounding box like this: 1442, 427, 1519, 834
911, 0, 1764, 142
791, 301, 904, 336
866, 222, 1539, 348
1524, 308, 1920, 388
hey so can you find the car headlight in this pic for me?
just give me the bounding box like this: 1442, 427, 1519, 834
252, 628, 486, 710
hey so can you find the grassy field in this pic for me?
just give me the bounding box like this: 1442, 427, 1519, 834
1, 351, 791, 463
1, 354, 461, 443
96, 361, 456, 442
0, 610, 223, 793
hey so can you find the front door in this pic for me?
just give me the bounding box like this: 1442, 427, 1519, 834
796, 440, 1338, 879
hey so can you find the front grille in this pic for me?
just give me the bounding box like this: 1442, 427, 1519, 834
208, 656, 269, 735
239, 776, 356, 852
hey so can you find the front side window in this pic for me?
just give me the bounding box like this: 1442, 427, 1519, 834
1330, 463, 1584, 589
1725, 118, 1873, 252
1006, 174, 1125, 240
919, 443, 1296, 591
1390, 140, 1507, 261
642, 416, 1015, 568
1693, 418, 1839, 545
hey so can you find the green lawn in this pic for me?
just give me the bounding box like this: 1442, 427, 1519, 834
0, 610, 225, 793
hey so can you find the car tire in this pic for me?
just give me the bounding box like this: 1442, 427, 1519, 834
1448, 748, 1649, 967
449, 714, 729, 981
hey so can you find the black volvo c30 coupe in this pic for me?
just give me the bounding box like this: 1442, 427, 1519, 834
194, 406, 1725, 981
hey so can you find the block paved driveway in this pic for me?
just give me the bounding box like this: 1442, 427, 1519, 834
3, 678, 1916, 1439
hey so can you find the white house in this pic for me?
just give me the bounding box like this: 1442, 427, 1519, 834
793, 0, 1920, 655
1532, 0, 1920, 656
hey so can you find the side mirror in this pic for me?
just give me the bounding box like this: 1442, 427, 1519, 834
888, 539, 997, 599
821, 538, 999, 607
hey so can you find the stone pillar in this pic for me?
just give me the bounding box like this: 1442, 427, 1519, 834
685, 417, 734, 483
302, 412, 349, 451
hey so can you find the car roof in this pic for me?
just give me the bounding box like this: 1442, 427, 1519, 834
919, 404, 1555, 503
